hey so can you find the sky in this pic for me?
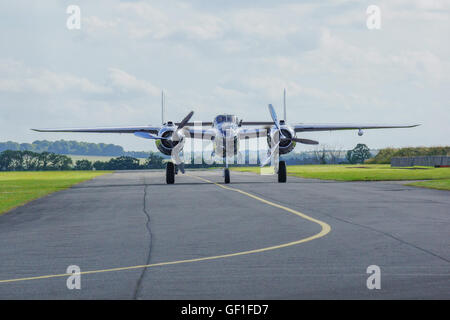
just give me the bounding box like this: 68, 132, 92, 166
0, 0, 449, 152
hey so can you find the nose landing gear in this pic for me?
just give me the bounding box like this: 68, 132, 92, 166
224, 168, 230, 184
166, 162, 175, 184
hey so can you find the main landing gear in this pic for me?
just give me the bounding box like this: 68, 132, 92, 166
278, 160, 287, 183
166, 162, 175, 184
166, 161, 286, 184
222, 160, 286, 184
224, 168, 230, 184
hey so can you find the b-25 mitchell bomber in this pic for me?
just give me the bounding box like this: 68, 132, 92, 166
33, 92, 419, 184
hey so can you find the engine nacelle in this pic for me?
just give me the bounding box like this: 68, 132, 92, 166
267, 125, 296, 155
155, 125, 180, 156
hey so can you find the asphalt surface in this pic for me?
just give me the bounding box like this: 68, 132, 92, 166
0, 170, 448, 299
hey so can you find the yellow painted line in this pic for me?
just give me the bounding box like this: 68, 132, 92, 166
0, 173, 331, 284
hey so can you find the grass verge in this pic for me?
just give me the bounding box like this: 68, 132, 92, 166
232, 164, 450, 181
0, 171, 112, 215
406, 179, 450, 191
232, 164, 450, 190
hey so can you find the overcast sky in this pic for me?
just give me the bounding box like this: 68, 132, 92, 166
0, 0, 448, 152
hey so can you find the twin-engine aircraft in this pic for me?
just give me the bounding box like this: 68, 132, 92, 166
33, 93, 418, 184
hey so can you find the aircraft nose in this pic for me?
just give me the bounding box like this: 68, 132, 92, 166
220, 127, 235, 138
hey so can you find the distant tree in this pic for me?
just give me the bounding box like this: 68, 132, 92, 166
0, 150, 16, 170
144, 152, 165, 169
326, 145, 344, 164
75, 159, 93, 170
346, 144, 372, 164
0, 150, 71, 171
37, 152, 51, 170
20, 143, 33, 151
46, 153, 72, 170
32, 140, 51, 153
105, 156, 140, 170
93, 161, 107, 171
22, 151, 40, 170
366, 146, 450, 164
313, 146, 328, 164
0, 150, 24, 170
0, 142, 20, 152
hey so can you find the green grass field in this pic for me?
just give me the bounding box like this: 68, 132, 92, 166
232, 164, 450, 189
0, 171, 111, 215
406, 179, 450, 191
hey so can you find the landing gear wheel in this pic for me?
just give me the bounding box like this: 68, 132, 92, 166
278, 161, 286, 183
166, 162, 175, 184
224, 168, 230, 184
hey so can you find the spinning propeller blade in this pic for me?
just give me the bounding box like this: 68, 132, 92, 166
134, 132, 168, 140
291, 137, 319, 145
268, 104, 319, 145
268, 104, 280, 130
177, 111, 194, 130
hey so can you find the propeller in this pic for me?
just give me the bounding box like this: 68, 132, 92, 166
268, 104, 319, 145
177, 111, 194, 130
261, 104, 319, 167
260, 141, 280, 167
133, 132, 168, 140
260, 104, 281, 167
134, 111, 194, 141
172, 110, 194, 141
291, 137, 319, 145
268, 104, 284, 138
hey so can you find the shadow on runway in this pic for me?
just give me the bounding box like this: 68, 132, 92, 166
71, 179, 343, 189
71, 182, 274, 189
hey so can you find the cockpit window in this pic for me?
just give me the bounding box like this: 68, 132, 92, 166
215, 115, 238, 124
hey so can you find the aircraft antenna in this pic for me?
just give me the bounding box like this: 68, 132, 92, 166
161, 91, 165, 124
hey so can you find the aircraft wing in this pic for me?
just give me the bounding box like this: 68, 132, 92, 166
238, 127, 269, 139
32, 126, 161, 134
186, 127, 216, 140
293, 123, 420, 132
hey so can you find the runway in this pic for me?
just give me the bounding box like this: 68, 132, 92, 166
0, 170, 448, 299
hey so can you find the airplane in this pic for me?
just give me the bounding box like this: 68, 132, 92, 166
33, 91, 419, 184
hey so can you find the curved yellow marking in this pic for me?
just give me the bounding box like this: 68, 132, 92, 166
0, 174, 331, 284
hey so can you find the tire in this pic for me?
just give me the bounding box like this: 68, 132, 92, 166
224, 168, 230, 184
278, 161, 286, 183
166, 162, 175, 184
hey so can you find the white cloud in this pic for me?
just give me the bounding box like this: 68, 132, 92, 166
108, 68, 160, 96
116, 2, 225, 40
230, 4, 316, 38
83, 15, 120, 35
243, 76, 327, 100
0, 60, 111, 94
0, 0, 448, 150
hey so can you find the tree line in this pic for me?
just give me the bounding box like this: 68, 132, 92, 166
0, 150, 166, 171
366, 146, 450, 164
4, 144, 440, 170
0, 140, 153, 158
0, 144, 378, 171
